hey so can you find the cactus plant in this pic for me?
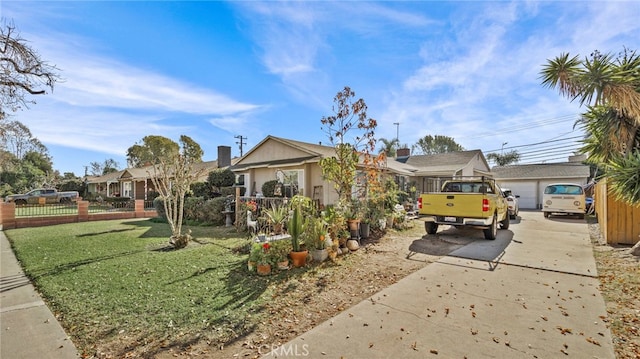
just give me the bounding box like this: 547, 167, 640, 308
288, 203, 304, 252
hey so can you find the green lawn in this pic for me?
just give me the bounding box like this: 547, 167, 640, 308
6, 219, 277, 355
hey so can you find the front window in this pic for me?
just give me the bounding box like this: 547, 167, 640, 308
276, 170, 303, 197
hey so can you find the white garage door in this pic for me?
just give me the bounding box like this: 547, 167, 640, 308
497, 181, 538, 209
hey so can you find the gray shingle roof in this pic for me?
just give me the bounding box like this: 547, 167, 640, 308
492, 163, 591, 180
397, 150, 484, 167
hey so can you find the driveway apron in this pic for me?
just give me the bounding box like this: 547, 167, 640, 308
263, 211, 615, 358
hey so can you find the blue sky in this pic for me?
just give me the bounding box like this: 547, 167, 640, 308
2, 1, 639, 176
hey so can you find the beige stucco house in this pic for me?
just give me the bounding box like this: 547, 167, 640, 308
229, 136, 492, 207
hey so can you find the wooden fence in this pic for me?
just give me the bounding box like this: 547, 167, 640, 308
594, 179, 640, 245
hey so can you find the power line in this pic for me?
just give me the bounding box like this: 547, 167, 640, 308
461, 114, 579, 140
486, 135, 583, 153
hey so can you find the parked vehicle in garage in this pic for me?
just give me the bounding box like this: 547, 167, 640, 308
502, 188, 519, 219
542, 183, 586, 219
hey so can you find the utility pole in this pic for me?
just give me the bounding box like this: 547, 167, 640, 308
393, 122, 400, 148
235, 135, 247, 156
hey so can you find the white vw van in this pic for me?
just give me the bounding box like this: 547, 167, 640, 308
542, 183, 586, 219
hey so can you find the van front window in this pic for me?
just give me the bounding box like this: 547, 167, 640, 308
544, 185, 583, 195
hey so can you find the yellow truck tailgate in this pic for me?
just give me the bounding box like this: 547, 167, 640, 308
419, 192, 490, 219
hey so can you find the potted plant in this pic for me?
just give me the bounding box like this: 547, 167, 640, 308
328, 239, 340, 261
255, 242, 272, 275
264, 203, 288, 235
288, 203, 308, 267
248, 242, 262, 271
306, 216, 329, 262
270, 240, 292, 270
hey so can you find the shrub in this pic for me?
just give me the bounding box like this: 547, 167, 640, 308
262, 180, 280, 197
190, 182, 212, 199
207, 168, 235, 189
181, 196, 226, 225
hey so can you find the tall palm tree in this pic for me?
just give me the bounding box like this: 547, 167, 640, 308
541, 49, 640, 205
378, 137, 399, 157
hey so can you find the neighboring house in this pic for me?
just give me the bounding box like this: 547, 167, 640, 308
229, 136, 418, 207
492, 163, 592, 209
85, 170, 127, 199
86, 146, 234, 200
395, 149, 492, 193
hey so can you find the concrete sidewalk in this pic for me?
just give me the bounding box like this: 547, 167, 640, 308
1, 231, 79, 359
264, 211, 615, 358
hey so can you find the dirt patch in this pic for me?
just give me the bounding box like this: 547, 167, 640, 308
589, 220, 640, 359
152, 221, 465, 358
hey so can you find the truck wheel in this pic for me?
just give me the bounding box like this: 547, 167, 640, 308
501, 214, 510, 230
483, 215, 497, 240
60, 197, 71, 204
425, 222, 438, 235
543, 212, 550, 218
14, 199, 27, 206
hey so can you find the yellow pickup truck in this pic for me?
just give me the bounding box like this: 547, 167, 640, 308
417, 177, 510, 240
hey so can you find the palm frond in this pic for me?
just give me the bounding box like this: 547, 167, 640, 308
606, 150, 640, 206
540, 53, 582, 99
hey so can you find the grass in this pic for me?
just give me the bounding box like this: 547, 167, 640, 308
6, 219, 285, 356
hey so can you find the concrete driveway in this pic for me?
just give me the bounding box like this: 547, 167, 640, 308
263, 210, 615, 358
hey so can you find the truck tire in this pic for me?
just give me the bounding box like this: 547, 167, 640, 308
543, 212, 550, 218
501, 214, 510, 230
60, 197, 71, 204
14, 199, 27, 206
425, 222, 438, 235
483, 214, 497, 240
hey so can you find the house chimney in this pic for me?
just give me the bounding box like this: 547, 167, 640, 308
396, 148, 410, 157
217, 145, 231, 168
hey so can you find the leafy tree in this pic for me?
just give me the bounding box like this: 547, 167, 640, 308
412, 134, 465, 155
378, 137, 399, 157
89, 158, 120, 176
541, 48, 640, 205
319, 86, 381, 207
486, 150, 521, 166
0, 118, 48, 159
1, 21, 60, 118
126, 135, 205, 248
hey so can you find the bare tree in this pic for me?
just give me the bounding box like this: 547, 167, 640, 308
127, 135, 206, 249
1, 21, 60, 117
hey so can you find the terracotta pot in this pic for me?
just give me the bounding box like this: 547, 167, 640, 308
347, 219, 360, 231
256, 263, 271, 276
289, 250, 308, 268
277, 260, 289, 270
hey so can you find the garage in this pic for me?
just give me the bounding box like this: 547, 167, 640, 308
492, 163, 592, 210
497, 180, 538, 209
